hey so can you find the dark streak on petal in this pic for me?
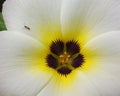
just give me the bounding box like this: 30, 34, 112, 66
46, 54, 58, 69
57, 67, 72, 75
66, 40, 80, 55
50, 40, 64, 55
72, 54, 84, 68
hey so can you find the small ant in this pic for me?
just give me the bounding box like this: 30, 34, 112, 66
24, 26, 30, 30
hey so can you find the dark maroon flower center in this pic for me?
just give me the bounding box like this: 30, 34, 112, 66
46, 40, 84, 76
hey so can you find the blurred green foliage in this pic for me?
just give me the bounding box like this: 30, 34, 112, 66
0, 13, 6, 31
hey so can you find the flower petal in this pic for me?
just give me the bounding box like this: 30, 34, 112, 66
84, 31, 120, 61
0, 31, 52, 96
3, 0, 62, 45
82, 31, 120, 95
36, 31, 120, 96
62, 0, 120, 43
42, 31, 120, 96
84, 66, 120, 96
36, 71, 100, 96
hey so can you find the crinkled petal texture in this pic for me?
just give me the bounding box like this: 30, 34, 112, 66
0, 31, 53, 96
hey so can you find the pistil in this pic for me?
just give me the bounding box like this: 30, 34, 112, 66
59, 52, 71, 65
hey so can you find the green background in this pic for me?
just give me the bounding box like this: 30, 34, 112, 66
0, 0, 6, 31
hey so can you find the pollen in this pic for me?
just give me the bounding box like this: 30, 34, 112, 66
46, 40, 84, 76
59, 52, 71, 65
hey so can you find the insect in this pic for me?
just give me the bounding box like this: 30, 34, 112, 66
24, 26, 30, 30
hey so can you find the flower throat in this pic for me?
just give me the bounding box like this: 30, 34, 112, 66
46, 40, 84, 76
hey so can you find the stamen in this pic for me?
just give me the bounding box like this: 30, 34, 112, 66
50, 40, 64, 55
59, 52, 70, 65
66, 40, 80, 55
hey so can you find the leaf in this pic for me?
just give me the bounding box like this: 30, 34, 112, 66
0, 13, 6, 31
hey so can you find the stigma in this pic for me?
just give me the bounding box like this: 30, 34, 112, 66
59, 52, 71, 65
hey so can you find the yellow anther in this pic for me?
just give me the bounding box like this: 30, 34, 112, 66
59, 52, 71, 65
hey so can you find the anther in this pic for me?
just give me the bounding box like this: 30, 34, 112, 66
59, 52, 71, 65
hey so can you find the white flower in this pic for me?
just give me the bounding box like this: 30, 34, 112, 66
0, 0, 120, 96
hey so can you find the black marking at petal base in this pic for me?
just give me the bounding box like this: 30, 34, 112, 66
46, 54, 58, 69
72, 54, 84, 68
57, 67, 72, 75
66, 40, 80, 55
50, 40, 64, 55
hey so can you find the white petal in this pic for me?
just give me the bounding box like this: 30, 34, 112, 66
37, 71, 100, 96
0, 31, 52, 96
36, 30, 120, 96
83, 31, 120, 95
3, 0, 62, 44
62, 0, 120, 41
85, 65, 120, 96
84, 31, 120, 59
